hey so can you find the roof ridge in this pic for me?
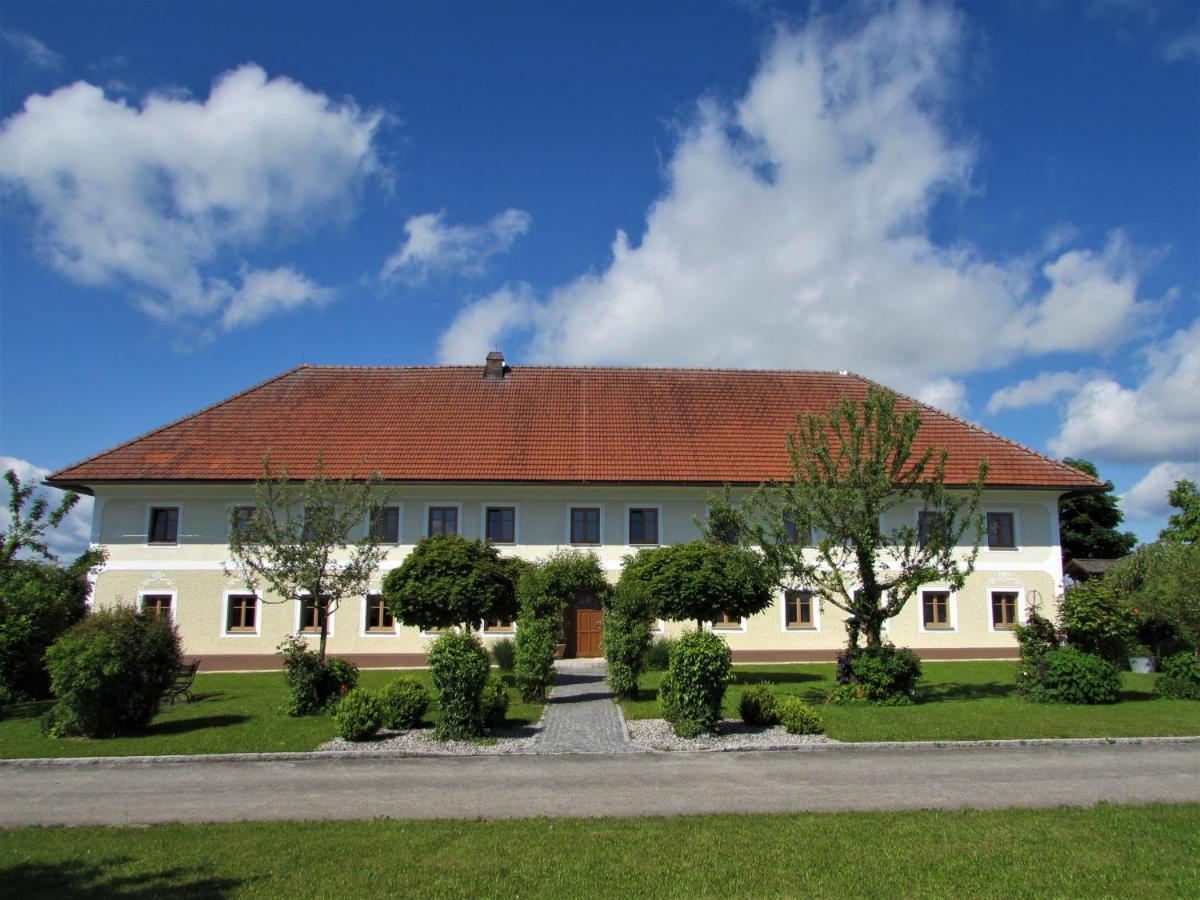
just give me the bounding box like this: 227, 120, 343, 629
47, 365, 309, 481
299, 363, 858, 376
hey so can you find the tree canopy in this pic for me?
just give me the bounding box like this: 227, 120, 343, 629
1107, 540, 1200, 651
382, 534, 518, 631
1058, 458, 1136, 565
1160, 479, 1199, 544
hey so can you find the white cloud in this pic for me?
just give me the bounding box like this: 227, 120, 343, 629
986, 370, 1087, 414
1162, 29, 1200, 62
438, 284, 537, 363
381, 208, 531, 282
1, 29, 62, 70
437, 4, 1157, 396
1121, 460, 1200, 521
0, 456, 93, 561
0, 64, 382, 332
916, 377, 969, 417
1049, 320, 1200, 462
219, 266, 335, 331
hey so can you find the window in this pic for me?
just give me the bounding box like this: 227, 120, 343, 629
485, 506, 516, 544
231, 506, 255, 538
483, 617, 515, 633
364, 593, 394, 633
302, 506, 323, 542
428, 506, 458, 536
991, 591, 1019, 629
783, 512, 809, 546
784, 590, 815, 629
370, 506, 401, 543
917, 511, 939, 549
226, 594, 258, 633
147, 506, 179, 544
628, 507, 659, 545
713, 611, 741, 630
922, 590, 952, 630
300, 596, 328, 633
570, 507, 601, 544
141, 594, 172, 619
986, 512, 1016, 549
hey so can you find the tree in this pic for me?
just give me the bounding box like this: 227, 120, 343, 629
1, 468, 92, 567
1160, 479, 1200, 544
1057, 458, 1136, 566
754, 385, 987, 654
1108, 540, 1200, 653
226, 459, 388, 662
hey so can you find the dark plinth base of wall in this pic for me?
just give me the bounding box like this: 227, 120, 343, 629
731, 648, 1018, 663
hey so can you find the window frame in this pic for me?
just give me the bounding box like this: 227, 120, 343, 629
481, 503, 519, 545
229, 505, 257, 540
424, 502, 463, 538
137, 590, 176, 624
144, 503, 182, 547
566, 504, 604, 546
918, 588, 957, 633
222, 591, 261, 637
989, 588, 1024, 631
985, 510, 1019, 551
368, 504, 403, 545
710, 610, 746, 633
783, 512, 811, 547
295, 594, 335, 637
361, 592, 396, 636
481, 617, 516, 635
625, 503, 664, 547
782, 588, 818, 631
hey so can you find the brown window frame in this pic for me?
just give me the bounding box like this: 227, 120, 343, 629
713, 611, 742, 630
299, 596, 329, 634
986, 512, 1016, 550
364, 593, 394, 633
147, 506, 179, 544
570, 507, 601, 545
485, 506, 516, 544
784, 589, 815, 629
225, 594, 258, 634
483, 617, 515, 634
628, 507, 660, 545
141, 593, 173, 620
991, 591, 1020, 630
922, 590, 952, 630
428, 506, 459, 537
370, 506, 401, 544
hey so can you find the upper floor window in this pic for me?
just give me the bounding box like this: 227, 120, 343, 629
628, 507, 659, 545
370, 506, 401, 544
485, 506, 516, 544
141, 594, 172, 619
570, 507, 601, 545
226, 594, 258, 634
922, 590, 952, 630
991, 591, 1019, 629
986, 512, 1016, 550
783, 512, 810, 546
784, 589, 814, 629
364, 593, 394, 633
917, 511, 939, 549
428, 506, 458, 536
147, 506, 179, 544
232, 506, 255, 538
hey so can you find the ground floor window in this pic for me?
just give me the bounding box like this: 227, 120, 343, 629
364, 593, 394, 633
784, 590, 815, 629
300, 596, 329, 633
991, 591, 1019, 629
226, 594, 257, 633
922, 590, 952, 630
713, 611, 741, 630
140, 593, 173, 619
483, 618, 515, 633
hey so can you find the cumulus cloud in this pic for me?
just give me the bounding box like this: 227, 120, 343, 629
219, 266, 335, 331
1, 29, 62, 70
1121, 460, 1200, 521
0, 456, 93, 561
986, 370, 1087, 414
381, 208, 531, 282
437, 284, 537, 363
1049, 319, 1200, 463
1162, 29, 1200, 62
437, 4, 1156, 395
916, 377, 969, 417
0, 64, 382, 332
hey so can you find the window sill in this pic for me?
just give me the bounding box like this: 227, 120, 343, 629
785, 625, 817, 631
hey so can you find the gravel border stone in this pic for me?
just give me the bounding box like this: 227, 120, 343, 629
629, 718, 835, 752
318, 722, 542, 755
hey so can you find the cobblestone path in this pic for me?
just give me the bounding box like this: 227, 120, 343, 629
536, 660, 645, 753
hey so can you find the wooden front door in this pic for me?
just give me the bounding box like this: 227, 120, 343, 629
574, 608, 604, 658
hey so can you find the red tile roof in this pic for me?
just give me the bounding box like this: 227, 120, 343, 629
46, 364, 1103, 491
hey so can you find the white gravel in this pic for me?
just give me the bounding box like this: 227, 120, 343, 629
319, 722, 543, 755
628, 718, 836, 752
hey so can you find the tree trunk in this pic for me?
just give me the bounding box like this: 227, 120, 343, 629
318, 605, 329, 662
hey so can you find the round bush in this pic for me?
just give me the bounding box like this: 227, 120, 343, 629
738, 683, 780, 726
43, 606, 183, 738
1038, 646, 1121, 704
663, 630, 732, 737
277, 637, 358, 716
481, 672, 510, 728
777, 697, 823, 735
334, 688, 383, 741
427, 631, 490, 740
830, 643, 922, 705
378, 676, 431, 729
1156, 652, 1200, 700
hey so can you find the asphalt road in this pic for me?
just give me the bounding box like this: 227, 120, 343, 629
2, 743, 1197, 827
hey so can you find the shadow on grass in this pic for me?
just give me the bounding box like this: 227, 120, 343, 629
918, 682, 1015, 701
0, 699, 54, 721
0, 858, 245, 899
144, 714, 251, 737
732, 672, 825, 687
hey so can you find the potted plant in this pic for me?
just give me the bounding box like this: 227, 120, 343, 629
1128, 643, 1157, 674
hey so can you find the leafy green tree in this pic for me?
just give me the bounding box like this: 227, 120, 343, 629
1058, 458, 1136, 566
1108, 541, 1200, 653
226, 459, 389, 662
754, 385, 986, 654
382, 534, 518, 631
602, 579, 655, 699
1, 468, 90, 567
1160, 479, 1200, 544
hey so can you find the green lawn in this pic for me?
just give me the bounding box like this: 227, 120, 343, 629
0, 670, 542, 760
1, 805, 1197, 897
621, 661, 1200, 742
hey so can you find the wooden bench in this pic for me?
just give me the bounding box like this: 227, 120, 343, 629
164, 660, 201, 704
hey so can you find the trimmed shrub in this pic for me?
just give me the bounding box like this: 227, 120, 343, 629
1037, 647, 1122, 705
1156, 652, 1200, 700
334, 688, 382, 741
1060, 582, 1136, 666
643, 636, 676, 671
277, 636, 357, 716
42, 606, 183, 739
326, 657, 359, 701
603, 580, 655, 699
778, 697, 823, 735
427, 631, 490, 740
513, 614, 557, 703
378, 676, 430, 729
490, 638, 516, 673
481, 672, 510, 728
829, 643, 922, 705
1013, 611, 1061, 698
738, 682, 780, 726
663, 630, 732, 737
657, 671, 680, 725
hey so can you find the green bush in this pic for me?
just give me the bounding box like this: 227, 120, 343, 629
829, 643, 922, 705
643, 636, 676, 671
326, 657, 359, 700
738, 682, 780, 726
42, 606, 183, 738
1060, 582, 1137, 666
427, 631, 490, 740
603, 580, 655, 699
378, 676, 430, 729
1037, 647, 1122, 705
777, 696, 823, 735
1013, 611, 1061, 698
513, 614, 557, 703
481, 672, 510, 728
334, 688, 383, 741
663, 630, 732, 737
490, 638, 516, 672
1156, 652, 1200, 700
657, 671, 680, 724
276, 636, 357, 716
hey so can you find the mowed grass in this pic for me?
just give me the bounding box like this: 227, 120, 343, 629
1, 804, 1197, 898
0, 669, 541, 760
621, 661, 1200, 742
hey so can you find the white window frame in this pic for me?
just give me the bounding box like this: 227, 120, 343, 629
984, 509, 1021, 552
423, 502, 464, 538
708, 612, 747, 634
988, 587, 1026, 632
136, 589, 177, 625
144, 502, 182, 547
565, 503, 605, 547
625, 503, 664, 547
917, 586, 958, 634
360, 592, 398, 638
295, 593, 335, 638
221, 590, 261, 638
367, 503, 404, 545
480, 502, 520, 546
649, 618, 664, 635
780, 588, 820, 632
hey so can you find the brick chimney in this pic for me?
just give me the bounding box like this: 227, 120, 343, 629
483, 350, 507, 380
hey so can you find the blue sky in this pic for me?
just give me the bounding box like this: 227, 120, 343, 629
1, 0, 1197, 555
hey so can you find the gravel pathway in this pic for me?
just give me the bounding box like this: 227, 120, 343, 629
629, 718, 836, 752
